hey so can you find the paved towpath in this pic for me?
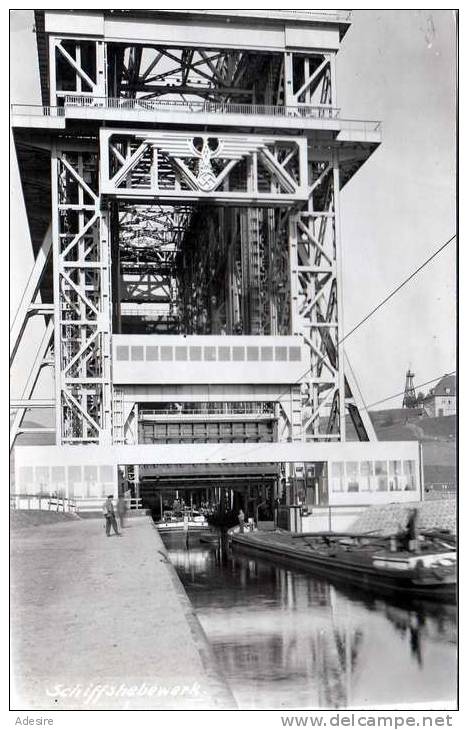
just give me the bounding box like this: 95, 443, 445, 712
11, 515, 236, 710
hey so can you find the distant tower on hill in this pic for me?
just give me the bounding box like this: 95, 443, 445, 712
402, 369, 417, 408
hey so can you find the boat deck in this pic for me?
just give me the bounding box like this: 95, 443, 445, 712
230, 529, 456, 602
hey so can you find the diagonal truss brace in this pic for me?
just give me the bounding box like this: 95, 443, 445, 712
10, 225, 52, 366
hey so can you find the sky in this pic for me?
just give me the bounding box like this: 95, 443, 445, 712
10, 9, 457, 410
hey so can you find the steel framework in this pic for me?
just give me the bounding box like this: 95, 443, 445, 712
11, 10, 378, 468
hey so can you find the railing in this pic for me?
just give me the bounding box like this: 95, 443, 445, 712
63, 95, 342, 120
141, 405, 274, 417
11, 104, 65, 118
10, 493, 77, 512
154, 9, 352, 23
10, 494, 143, 513
11, 98, 381, 135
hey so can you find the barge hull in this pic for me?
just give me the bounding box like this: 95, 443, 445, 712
231, 534, 456, 603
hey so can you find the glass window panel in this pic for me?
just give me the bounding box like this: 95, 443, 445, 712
261, 346, 273, 361
375, 461, 388, 491
346, 461, 359, 492
204, 346, 216, 361
161, 346, 173, 361
375, 460, 388, 475
51, 467, 66, 488
360, 461, 373, 491
289, 346, 301, 361
18, 467, 34, 490
146, 346, 158, 361
218, 346, 230, 361
116, 346, 129, 361
175, 346, 188, 361
35, 466, 49, 489
331, 462, 344, 492
247, 346, 259, 361
233, 347, 245, 361
100, 465, 114, 482
275, 346, 287, 361
67, 465, 82, 498
189, 346, 202, 361
360, 461, 373, 476
389, 460, 402, 491
403, 460, 417, 490
131, 346, 144, 361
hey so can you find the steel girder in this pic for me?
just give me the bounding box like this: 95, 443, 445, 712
51, 147, 112, 444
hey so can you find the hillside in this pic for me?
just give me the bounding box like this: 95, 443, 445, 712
369, 410, 456, 486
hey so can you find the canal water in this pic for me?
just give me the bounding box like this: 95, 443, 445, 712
160, 531, 457, 710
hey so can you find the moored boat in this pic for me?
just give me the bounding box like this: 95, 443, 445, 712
156, 508, 209, 532
230, 529, 456, 601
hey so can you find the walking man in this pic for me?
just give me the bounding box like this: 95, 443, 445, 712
103, 494, 121, 537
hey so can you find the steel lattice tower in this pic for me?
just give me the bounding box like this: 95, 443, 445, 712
12, 10, 425, 515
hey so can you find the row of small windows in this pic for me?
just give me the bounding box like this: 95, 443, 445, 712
331, 460, 418, 493
116, 344, 302, 363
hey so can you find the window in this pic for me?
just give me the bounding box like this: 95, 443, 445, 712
261, 346, 273, 361
116, 346, 129, 361
233, 347, 245, 361
345, 462, 359, 492
331, 462, 344, 492
67, 465, 81, 498
289, 346, 301, 361
360, 461, 373, 491
275, 346, 287, 361
403, 460, 417, 491
175, 346, 188, 361
84, 465, 99, 497
247, 346, 259, 361
146, 346, 158, 361
131, 346, 144, 361
388, 460, 402, 491
204, 346, 216, 361
189, 346, 202, 361
161, 346, 173, 361
219, 346, 230, 361
375, 461, 388, 491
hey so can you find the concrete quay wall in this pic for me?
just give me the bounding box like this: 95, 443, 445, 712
10, 514, 236, 710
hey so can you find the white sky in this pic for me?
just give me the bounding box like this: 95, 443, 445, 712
10, 9, 457, 409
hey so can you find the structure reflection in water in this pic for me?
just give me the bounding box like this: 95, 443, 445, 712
161, 531, 456, 709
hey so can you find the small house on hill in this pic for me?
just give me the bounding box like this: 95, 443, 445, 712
424, 374, 456, 417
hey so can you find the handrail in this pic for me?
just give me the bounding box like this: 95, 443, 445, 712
153, 10, 352, 23
11, 99, 382, 133
140, 406, 274, 416
61, 95, 342, 120
11, 105, 65, 117
10, 493, 143, 512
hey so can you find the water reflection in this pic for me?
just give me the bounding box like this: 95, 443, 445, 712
161, 531, 457, 709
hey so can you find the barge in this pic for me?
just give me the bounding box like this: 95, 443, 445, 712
230, 529, 456, 602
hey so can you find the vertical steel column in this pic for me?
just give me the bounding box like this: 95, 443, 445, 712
51, 146, 62, 441
51, 146, 113, 445
333, 152, 346, 440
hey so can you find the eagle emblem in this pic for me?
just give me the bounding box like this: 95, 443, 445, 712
140, 132, 268, 193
